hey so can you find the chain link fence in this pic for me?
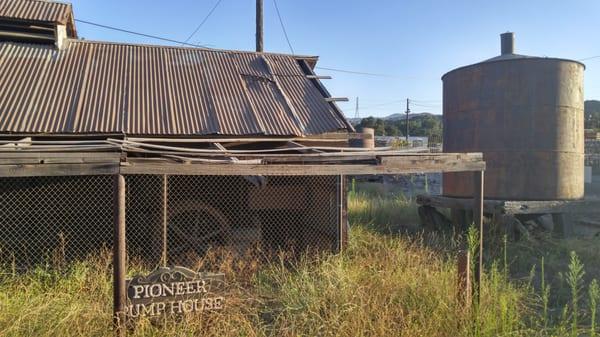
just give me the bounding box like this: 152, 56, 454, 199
0, 174, 342, 270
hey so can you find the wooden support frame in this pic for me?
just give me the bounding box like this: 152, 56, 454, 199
0, 144, 487, 325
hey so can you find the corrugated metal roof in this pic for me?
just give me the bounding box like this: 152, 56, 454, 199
0, 0, 72, 24
0, 40, 351, 136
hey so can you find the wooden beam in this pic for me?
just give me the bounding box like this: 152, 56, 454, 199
324, 97, 349, 102
416, 194, 600, 215
416, 194, 503, 214
121, 154, 485, 176
339, 175, 349, 251
0, 163, 119, 177
0, 151, 121, 158
112, 175, 127, 337
162, 175, 168, 266
502, 199, 600, 215
379, 154, 485, 172
0, 152, 121, 165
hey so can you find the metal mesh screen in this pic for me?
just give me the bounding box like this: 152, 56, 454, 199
0, 175, 113, 267
0, 175, 341, 269
127, 175, 341, 268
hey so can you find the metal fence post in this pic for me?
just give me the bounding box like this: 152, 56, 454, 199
113, 174, 126, 337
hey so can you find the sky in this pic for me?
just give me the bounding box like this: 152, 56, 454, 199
69, 0, 600, 118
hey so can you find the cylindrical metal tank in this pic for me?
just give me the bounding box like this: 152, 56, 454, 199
443, 33, 585, 200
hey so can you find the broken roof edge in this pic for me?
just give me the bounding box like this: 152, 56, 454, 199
65, 38, 319, 66
0, 128, 351, 138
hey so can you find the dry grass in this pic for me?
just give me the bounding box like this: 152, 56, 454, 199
0, 189, 599, 336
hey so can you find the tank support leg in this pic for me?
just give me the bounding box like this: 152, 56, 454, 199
552, 213, 574, 238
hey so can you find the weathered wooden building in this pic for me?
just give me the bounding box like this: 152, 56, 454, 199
0, 0, 485, 269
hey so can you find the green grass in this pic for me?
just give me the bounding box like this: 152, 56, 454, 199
1, 188, 599, 336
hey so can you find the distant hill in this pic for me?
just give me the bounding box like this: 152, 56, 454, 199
347, 100, 599, 135
348, 112, 440, 126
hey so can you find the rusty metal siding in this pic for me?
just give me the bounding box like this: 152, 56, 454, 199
277, 75, 347, 134
0, 0, 71, 24
0, 40, 350, 136
442, 57, 585, 200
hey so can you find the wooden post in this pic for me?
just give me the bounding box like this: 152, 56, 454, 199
256, 0, 263, 52
552, 213, 574, 238
162, 174, 168, 266
339, 175, 348, 252
473, 170, 484, 302
457, 250, 472, 309
113, 174, 126, 337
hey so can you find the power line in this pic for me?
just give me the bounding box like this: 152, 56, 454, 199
360, 100, 405, 109
74, 19, 209, 48
182, 0, 224, 45
315, 66, 398, 78
411, 99, 441, 103
411, 102, 440, 108
272, 0, 294, 54
579, 55, 600, 62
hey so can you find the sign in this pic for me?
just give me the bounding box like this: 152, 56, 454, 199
126, 266, 225, 318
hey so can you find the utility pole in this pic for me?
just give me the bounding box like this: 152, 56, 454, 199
405, 98, 410, 142
256, 0, 264, 52
354, 97, 360, 119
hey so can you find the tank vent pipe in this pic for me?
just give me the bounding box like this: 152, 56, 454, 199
501, 32, 515, 55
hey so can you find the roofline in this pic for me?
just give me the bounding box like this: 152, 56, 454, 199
0, 0, 77, 37
66, 38, 319, 62
16, 0, 73, 6
442, 56, 586, 80
0, 0, 74, 23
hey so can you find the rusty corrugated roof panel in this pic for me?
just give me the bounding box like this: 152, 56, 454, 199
0, 40, 351, 136
0, 0, 72, 24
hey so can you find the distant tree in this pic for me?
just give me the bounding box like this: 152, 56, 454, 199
585, 100, 600, 130
356, 114, 442, 137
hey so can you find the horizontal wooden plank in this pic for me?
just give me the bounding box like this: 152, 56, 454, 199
380, 154, 485, 172
324, 97, 349, 102
0, 163, 120, 177
0, 151, 121, 160
306, 75, 332, 80
503, 199, 600, 215
121, 153, 485, 176
416, 194, 600, 215
416, 195, 502, 213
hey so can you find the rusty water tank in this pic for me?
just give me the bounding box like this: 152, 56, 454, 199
443, 32, 585, 200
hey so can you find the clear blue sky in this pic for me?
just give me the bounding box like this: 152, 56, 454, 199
70, 0, 600, 118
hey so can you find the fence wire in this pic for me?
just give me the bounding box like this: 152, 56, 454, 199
0, 175, 341, 269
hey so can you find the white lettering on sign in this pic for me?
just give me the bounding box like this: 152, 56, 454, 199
131, 280, 208, 299
126, 297, 225, 317
126, 267, 225, 319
